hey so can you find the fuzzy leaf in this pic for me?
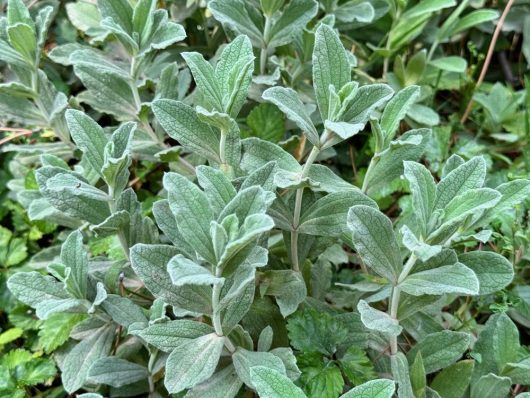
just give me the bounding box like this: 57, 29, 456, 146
458, 251, 513, 295
250, 366, 307, 398
88, 357, 148, 387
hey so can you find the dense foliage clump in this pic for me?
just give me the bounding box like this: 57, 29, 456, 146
1, 0, 530, 397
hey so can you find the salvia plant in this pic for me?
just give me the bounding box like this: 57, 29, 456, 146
1, 0, 530, 397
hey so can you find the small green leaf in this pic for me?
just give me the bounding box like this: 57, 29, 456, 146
429, 56, 467, 73
431, 360, 474, 398
340, 379, 395, 398
357, 300, 402, 336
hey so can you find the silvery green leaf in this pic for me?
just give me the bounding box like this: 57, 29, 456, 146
78, 394, 103, 398
130, 244, 212, 314
428, 188, 501, 244
208, 0, 263, 47
324, 121, 364, 143
218, 186, 275, 223
337, 1, 376, 23
69, 48, 129, 78
307, 164, 357, 193
481, 179, 530, 223
73, 64, 138, 120
88, 357, 148, 387
458, 251, 513, 295
61, 230, 88, 298
412, 247, 458, 273
153, 99, 220, 162
164, 333, 225, 394
241, 161, 278, 192
273, 169, 317, 190
364, 129, 430, 197
502, 358, 530, 385
101, 294, 148, 328
270, 347, 301, 381
217, 265, 256, 333
164, 172, 216, 264
429, 56, 467, 73
7, 23, 36, 65
262, 87, 320, 146
391, 352, 414, 398
261, 270, 306, 317
299, 191, 377, 236
357, 300, 402, 336
240, 138, 301, 173
380, 86, 420, 145
339, 379, 395, 398
167, 254, 224, 286
0, 38, 29, 68
470, 374, 511, 398
7, 271, 69, 308
441, 154, 465, 178
131, 320, 214, 352
35, 298, 87, 319
400, 225, 441, 262
403, 161, 436, 233
185, 364, 243, 398
0, 91, 46, 125
142, 10, 186, 53
268, 0, 318, 48
250, 366, 307, 398
61, 323, 116, 393
434, 156, 486, 210
196, 106, 234, 132
408, 331, 471, 374
347, 205, 401, 283
7, 0, 34, 27
197, 165, 237, 217
152, 200, 196, 259
100, 16, 138, 54
216, 35, 255, 117
341, 83, 394, 124
258, 326, 274, 352
98, 0, 133, 33
182, 51, 223, 112
400, 263, 479, 296
132, 0, 155, 39
312, 24, 351, 121
100, 357, 150, 394
407, 104, 440, 127
155, 63, 189, 101
219, 214, 274, 267
233, 348, 287, 388
430, 360, 474, 398
102, 121, 135, 192
89, 282, 107, 313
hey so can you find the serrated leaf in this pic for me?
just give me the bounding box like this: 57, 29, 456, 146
164, 333, 225, 393
250, 366, 307, 398
246, 103, 285, 143
347, 205, 401, 283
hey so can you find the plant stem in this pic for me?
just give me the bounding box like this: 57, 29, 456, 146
260, 16, 272, 75
388, 254, 417, 355
460, 0, 514, 124
290, 146, 320, 271
210, 267, 235, 352
147, 348, 158, 395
